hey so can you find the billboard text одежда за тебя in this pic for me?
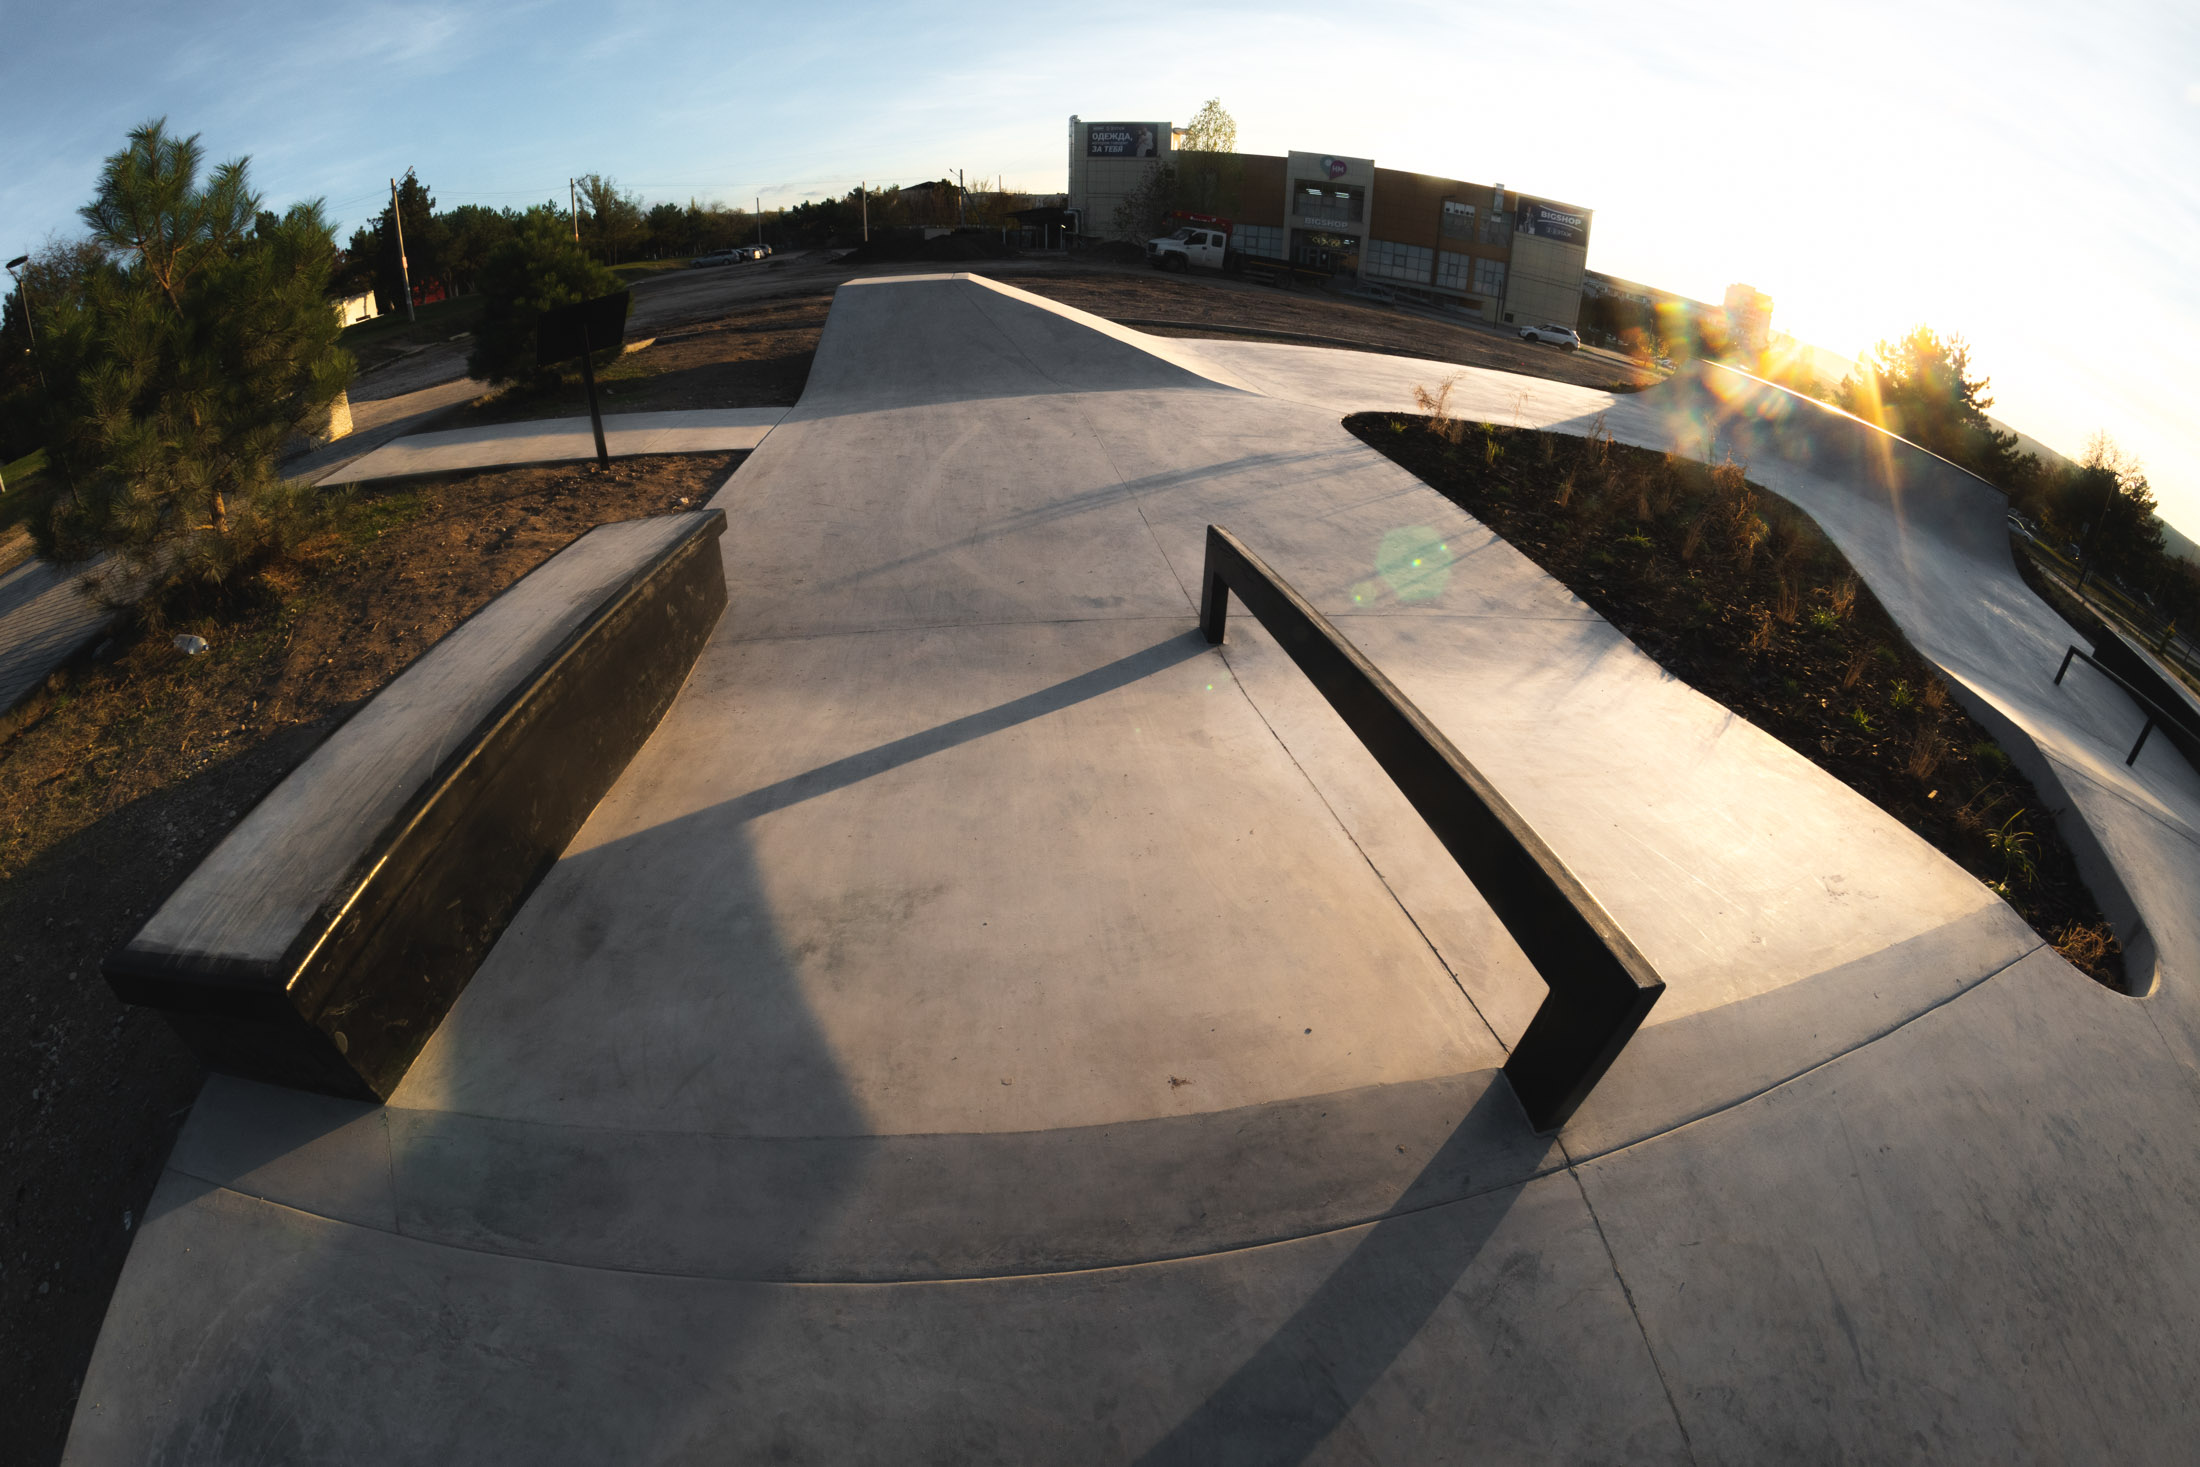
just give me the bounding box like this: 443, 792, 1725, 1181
1086, 122, 1163, 158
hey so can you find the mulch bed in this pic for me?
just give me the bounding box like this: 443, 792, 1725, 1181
1347, 409, 2124, 989
0, 451, 740, 1462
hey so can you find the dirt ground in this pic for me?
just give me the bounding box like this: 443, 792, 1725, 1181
1004, 267, 1657, 391
1351, 412, 2122, 988
0, 452, 740, 1462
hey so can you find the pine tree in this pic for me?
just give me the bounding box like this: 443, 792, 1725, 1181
36, 120, 352, 577
1837, 327, 2019, 484
466, 212, 623, 385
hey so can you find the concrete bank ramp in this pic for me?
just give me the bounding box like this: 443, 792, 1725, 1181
66, 279, 2200, 1463
1618, 364, 2200, 988
798, 271, 1265, 407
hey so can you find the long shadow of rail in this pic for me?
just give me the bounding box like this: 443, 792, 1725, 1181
1136, 1081, 1530, 1466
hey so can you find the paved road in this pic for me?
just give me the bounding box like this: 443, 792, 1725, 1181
66, 277, 2200, 1461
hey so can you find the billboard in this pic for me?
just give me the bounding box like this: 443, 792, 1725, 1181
1086, 122, 1164, 158
1515, 198, 1590, 246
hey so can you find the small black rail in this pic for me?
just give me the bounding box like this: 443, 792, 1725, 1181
1199, 525, 1664, 1132
2055, 644, 2190, 768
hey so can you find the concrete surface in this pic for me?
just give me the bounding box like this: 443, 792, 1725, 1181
67, 276, 2200, 1462
313, 407, 788, 485
0, 554, 120, 714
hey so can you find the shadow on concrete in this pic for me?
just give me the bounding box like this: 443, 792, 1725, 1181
1134, 1079, 1531, 1466
708, 630, 1212, 823
792, 446, 1359, 600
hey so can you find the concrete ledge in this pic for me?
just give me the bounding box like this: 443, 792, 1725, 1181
104, 510, 727, 1099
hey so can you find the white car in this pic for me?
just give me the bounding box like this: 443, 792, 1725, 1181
1518, 323, 1581, 351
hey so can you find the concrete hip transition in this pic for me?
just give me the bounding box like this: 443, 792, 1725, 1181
65, 275, 2200, 1463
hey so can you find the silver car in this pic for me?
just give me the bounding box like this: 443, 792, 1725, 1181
1518, 323, 1581, 351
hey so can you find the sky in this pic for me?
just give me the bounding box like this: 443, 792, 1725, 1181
4, 0, 2195, 530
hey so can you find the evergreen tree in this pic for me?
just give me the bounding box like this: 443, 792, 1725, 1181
440, 204, 514, 294
1837, 327, 2019, 484
466, 212, 622, 385
34, 120, 351, 575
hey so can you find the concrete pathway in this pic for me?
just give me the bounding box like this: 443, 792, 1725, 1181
65, 277, 2200, 1462
314, 408, 787, 485
0, 555, 120, 713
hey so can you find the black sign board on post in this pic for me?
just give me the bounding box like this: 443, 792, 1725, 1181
536, 290, 632, 468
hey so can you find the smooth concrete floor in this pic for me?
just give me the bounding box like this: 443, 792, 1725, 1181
67, 276, 2200, 1463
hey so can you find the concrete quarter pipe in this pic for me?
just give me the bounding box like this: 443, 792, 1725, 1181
66, 276, 2200, 1463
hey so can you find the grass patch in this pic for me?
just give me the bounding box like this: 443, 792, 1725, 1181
337, 294, 488, 369
1348, 408, 2125, 989
609, 258, 697, 284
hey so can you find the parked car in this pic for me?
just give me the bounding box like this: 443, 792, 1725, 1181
1518, 323, 1581, 351
689, 250, 738, 268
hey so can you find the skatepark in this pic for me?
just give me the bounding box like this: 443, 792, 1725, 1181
62, 275, 2200, 1461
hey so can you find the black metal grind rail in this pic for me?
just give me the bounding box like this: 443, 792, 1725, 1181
1198, 524, 1664, 1132
2055, 644, 2190, 768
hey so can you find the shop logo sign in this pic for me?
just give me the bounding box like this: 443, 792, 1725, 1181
1320, 156, 1350, 180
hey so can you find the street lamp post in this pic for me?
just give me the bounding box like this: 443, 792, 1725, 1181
5, 254, 52, 396
5, 252, 74, 498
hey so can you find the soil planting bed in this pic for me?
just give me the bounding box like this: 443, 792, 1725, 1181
0, 451, 739, 1462
1349, 409, 2124, 989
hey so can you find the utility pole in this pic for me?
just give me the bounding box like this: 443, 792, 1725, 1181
570, 179, 580, 244
958, 169, 966, 227
391, 177, 416, 324
756, 197, 763, 250
861, 183, 868, 242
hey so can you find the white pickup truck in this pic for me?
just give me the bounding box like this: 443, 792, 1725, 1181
1146, 225, 1230, 272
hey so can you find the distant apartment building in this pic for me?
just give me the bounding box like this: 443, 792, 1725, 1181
1065, 116, 1593, 328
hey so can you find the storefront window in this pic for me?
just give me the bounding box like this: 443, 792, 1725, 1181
1364, 239, 1432, 284
1293, 181, 1364, 224
1440, 201, 1475, 240
1294, 230, 1360, 273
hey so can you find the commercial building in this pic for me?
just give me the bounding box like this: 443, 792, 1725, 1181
1065, 117, 1593, 328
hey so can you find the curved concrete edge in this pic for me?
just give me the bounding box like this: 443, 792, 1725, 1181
165, 1069, 1558, 1282
105, 511, 729, 1099
66, 1161, 1688, 1466
1562, 909, 2045, 1158
1576, 942, 2200, 1463
1613, 362, 2176, 981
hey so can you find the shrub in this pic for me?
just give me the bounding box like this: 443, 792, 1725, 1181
467, 215, 623, 386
